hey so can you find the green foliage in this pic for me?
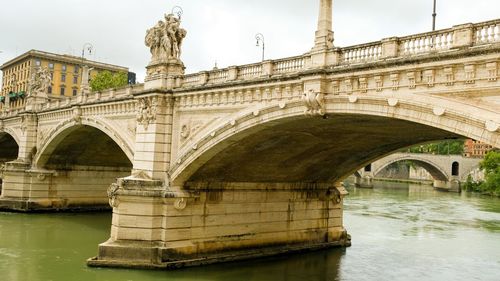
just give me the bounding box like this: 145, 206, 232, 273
90, 71, 128, 92
463, 151, 500, 196
478, 151, 500, 196
407, 140, 464, 155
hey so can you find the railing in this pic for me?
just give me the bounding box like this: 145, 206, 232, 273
182, 74, 202, 87
341, 42, 382, 63
238, 63, 262, 79
177, 19, 499, 89
475, 19, 500, 44
208, 69, 229, 84
273, 56, 305, 74
399, 29, 454, 55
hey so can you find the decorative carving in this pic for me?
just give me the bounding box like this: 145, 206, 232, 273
331, 80, 340, 95
107, 183, 120, 208
407, 72, 416, 89
303, 89, 326, 116
344, 78, 353, 94
28, 67, 52, 98
174, 198, 187, 210
444, 67, 454, 86
72, 108, 82, 124
180, 119, 204, 141
136, 97, 158, 130
180, 124, 190, 139
390, 73, 399, 90
424, 69, 435, 87
145, 13, 187, 61
464, 64, 475, 84
374, 75, 383, 92
486, 62, 498, 82
359, 77, 368, 93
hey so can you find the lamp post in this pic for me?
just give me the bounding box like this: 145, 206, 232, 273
432, 0, 437, 31
255, 33, 265, 61
172, 6, 183, 20
81, 43, 93, 61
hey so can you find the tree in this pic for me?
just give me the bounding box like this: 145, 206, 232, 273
479, 151, 500, 196
90, 71, 128, 92
407, 140, 464, 155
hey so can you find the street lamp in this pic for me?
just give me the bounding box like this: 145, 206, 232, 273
172, 6, 183, 20
432, 0, 437, 31
255, 33, 265, 61
81, 43, 93, 61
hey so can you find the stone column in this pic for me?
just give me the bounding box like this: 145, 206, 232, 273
310, 0, 339, 68
313, 0, 334, 50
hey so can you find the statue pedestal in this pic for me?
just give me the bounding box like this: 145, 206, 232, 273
24, 95, 48, 112
144, 59, 185, 90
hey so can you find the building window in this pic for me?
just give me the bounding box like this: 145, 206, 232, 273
72, 89, 77, 96
48, 86, 52, 94
49, 63, 54, 69
73, 76, 78, 84
74, 66, 79, 74
60, 87, 65, 96
50, 72, 54, 80
62, 65, 67, 72
451, 162, 459, 176
35, 59, 41, 66
61, 74, 66, 82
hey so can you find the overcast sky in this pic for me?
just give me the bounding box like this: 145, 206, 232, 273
1, 0, 499, 83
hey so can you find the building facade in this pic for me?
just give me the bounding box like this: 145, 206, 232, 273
463, 139, 494, 158
0, 50, 130, 98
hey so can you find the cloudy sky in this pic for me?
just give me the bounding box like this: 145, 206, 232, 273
1, 0, 499, 82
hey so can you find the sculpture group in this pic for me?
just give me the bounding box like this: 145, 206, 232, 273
28, 67, 52, 98
145, 13, 187, 61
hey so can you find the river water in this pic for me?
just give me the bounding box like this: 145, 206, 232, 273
1, 182, 499, 281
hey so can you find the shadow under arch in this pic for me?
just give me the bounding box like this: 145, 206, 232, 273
35, 120, 133, 169
0, 131, 20, 163
169, 96, 498, 186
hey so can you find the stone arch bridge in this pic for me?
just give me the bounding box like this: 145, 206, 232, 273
0, 0, 499, 269
354, 152, 482, 191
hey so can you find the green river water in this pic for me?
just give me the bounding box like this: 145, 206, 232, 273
1, 181, 499, 281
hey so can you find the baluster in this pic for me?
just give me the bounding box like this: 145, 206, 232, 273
488, 25, 494, 42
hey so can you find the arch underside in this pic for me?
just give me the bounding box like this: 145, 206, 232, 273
187, 114, 460, 184
0, 132, 19, 163
38, 125, 132, 170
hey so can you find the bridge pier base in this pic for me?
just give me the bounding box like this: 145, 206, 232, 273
0, 160, 130, 211
433, 180, 461, 193
355, 176, 374, 188
88, 180, 351, 269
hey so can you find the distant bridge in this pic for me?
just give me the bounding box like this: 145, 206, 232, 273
354, 153, 482, 191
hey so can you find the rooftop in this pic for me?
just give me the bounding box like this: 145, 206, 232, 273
0, 49, 128, 72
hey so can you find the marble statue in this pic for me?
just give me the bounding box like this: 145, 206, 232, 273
145, 13, 187, 61
28, 67, 52, 98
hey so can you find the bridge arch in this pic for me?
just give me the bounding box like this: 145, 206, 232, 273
372, 157, 450, 182
169, 95, 499, 186
0, 130, 20, 163
35, 118, 133, 168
